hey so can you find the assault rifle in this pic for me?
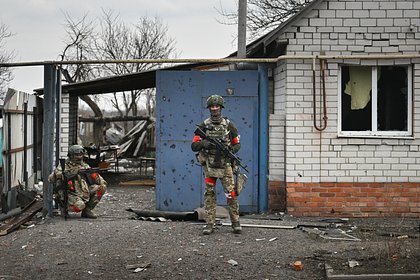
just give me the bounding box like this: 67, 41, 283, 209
195, 125, 249, 198
195, 125, 249, 174
78, 168, 100, 186
59, 159, 71, 219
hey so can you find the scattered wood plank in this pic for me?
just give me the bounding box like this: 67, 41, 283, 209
119, 180, 155, 187
222, 222, 296, 229
0, 199, 43, 236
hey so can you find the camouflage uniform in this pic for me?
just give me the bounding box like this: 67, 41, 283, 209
192, 95, 242, 234
48, 146, 107, 218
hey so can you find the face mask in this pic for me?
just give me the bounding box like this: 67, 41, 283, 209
210, 107, 222, 123
71, 155, 84, 163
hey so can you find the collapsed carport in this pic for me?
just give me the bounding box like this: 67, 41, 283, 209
32, 56, 272, 217
33, 59, 271, 217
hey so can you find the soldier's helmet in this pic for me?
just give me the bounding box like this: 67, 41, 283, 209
67, 145, 87, 158
206, 94, 224, 108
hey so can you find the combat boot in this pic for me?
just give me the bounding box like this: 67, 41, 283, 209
232, 221, 242, 234
81, 208, 97, 219
202, 224, 214, 235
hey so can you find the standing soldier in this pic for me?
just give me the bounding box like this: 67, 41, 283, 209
48, 145, 107, 219
191, 95, 242, 235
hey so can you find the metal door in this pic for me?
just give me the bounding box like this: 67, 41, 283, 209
156, 70, 259, 212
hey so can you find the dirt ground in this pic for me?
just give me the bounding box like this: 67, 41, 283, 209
1, 173, 419, 280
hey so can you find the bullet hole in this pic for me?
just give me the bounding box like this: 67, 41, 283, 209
164, 200, 168, 206
177, 187, 180, 191
190, 160, 195, 164
170, 144, 176, 149
172, 169, 176, 173
162, 96, 166, 101
162, 171, 166, 175
298, 173, 303, 177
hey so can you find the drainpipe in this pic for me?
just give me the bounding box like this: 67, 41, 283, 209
312, 57, 328, 131
258, 64, 268, 213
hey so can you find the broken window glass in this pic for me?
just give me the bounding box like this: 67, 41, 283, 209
377, 66, 408, 131
340, 65, 411, 137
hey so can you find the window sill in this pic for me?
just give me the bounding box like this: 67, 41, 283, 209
337, 132, 414, 140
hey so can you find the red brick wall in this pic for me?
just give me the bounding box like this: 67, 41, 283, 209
269, 181, 420, 217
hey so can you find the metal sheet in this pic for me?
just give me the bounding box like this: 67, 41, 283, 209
156, 70, 259, 212
2, 89, 37, 192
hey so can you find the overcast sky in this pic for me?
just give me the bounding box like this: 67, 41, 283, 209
1, 0, 239, 93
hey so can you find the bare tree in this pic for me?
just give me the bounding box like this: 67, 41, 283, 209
218, 0, 311, 40
60, 13, 106, 145
96, 11, 176, 121
60, 10, 177, 144
0, 22, 14, 95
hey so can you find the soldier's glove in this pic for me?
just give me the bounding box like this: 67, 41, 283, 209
230, 144, 240, 154
89, 184, 100, 194
201, 140, 215, 150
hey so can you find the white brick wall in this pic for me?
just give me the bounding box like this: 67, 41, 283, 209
59, 92, 70, 159
269, 0, 420, 183
58, 92, 79, 159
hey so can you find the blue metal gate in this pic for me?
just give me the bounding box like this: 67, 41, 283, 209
156, 70, 259, 212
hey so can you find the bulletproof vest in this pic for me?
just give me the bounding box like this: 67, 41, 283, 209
200, 118, 232, 175
203, 117, 231, 153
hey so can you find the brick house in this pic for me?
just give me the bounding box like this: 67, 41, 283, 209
248, 0, 420, 217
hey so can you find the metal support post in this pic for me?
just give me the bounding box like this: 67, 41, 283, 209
42, 64, 57, 217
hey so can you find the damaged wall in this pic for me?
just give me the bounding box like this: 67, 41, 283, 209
2, 89, 41, 195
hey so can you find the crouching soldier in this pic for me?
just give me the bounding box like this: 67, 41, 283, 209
48, 145, 107, 219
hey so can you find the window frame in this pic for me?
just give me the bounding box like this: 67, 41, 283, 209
338, 64, 413, 138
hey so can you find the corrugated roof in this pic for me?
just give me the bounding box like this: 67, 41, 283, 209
243, 0, 323, 57
34, 62, 214, 96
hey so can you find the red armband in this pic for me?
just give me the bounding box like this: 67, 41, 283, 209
231, 136, 240, 145
192, 135, 201, 143
205, 177, 216, 186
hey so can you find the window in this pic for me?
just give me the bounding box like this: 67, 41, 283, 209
339, 65, 412, 138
